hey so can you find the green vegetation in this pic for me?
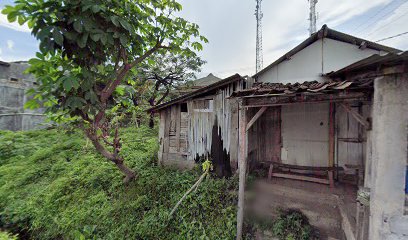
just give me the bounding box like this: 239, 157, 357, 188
0, 231, 18, 240
272, 209, 315, 240
2, 0, 207, 181
0, 127, 237, 239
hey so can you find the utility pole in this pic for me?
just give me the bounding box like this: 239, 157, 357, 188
308, 0, 318, 35
255, 0, 263, 73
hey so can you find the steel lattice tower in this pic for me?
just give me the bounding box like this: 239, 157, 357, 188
255, 0, 263, 73
308, 0, 318, 35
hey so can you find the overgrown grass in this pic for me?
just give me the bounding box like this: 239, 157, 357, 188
0, 126, 237, 239
0, 231, 18, 240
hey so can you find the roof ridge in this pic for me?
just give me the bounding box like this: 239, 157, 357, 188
253, 24, 402, 78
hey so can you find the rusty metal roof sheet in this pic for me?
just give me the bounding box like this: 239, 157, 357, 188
149, 74, 244, 112
327, 51, 408, 78
230, 79, 372, 98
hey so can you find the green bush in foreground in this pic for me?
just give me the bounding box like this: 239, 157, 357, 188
0, 231, 18, 240
0, 126, 237, 239
272, 209, 315, 240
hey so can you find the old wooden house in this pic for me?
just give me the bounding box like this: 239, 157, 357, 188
150, 25, 408, 239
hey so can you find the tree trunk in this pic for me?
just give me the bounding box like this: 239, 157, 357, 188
85, 129, 137, 183
115, 161, 137, 183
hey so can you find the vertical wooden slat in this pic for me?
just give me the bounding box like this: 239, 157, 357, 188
229, 99, 239, 172
158, 110, 165, 165
236, 102, 247, 240
175, 104, 181, 152
329, 102, 335, 187
163, 108, 170, 162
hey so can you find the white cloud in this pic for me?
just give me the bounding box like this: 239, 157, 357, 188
0, 11, 31, 32
6, 40, 14, 50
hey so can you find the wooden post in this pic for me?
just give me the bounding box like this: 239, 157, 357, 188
236, 101, 247, 240
328, 102, 335, 188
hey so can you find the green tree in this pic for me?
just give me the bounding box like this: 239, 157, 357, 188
2, 0, 207, 183
135, 52, 205, 128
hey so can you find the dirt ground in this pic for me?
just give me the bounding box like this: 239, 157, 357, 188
245, 178, 357, 240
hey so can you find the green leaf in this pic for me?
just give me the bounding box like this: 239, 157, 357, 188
35, 52, 44, 60
53, 30, 64, 46
62, 76, 72, 91
62, 76, 79, 91
24, 99, 40, 109
91, 5, 101, 13
119, 35, 128, 47
100, 34, 107, 45
118, 18, 132, 31
1, 6, 14, 15
110, 16, 120, 27
73, 20, 82, 33
7, 11, 17, 22
66, 96, 86, 109
85, 90, 98, 104
27, 20, 34, 29
18, 16, 25, 25
90, 33, 101, 42
78, 33, 88, 48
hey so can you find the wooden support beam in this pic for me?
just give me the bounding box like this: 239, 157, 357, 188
243, 91, 370, 107
271, 173, 330, 185
236, 102, 247, 240
340, 103, 371, 130
246, 106, 267, 131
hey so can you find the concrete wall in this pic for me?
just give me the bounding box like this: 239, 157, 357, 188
369, 74, 408, 240
257, 38, 381, 84
0, 62, 45, 131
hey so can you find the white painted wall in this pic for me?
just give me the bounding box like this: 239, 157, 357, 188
281, 103, 329, 167
257, 38, 382, 84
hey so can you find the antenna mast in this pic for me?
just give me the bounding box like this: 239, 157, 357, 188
308, 0, 318, 35
255, 0, 263, 73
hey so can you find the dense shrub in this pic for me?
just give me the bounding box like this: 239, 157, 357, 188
272, 209, 315, 240
0, 127, 237, 239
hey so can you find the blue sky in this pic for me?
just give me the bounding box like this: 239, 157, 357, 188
1, 0, 408, 77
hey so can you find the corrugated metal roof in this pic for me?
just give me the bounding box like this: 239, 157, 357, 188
327, 51, 408, 78
230, 79, 372, 98
149, 74, 243, 112
253, 25, 402, 78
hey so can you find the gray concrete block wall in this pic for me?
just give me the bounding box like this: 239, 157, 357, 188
369, 74, 408, 240
0, 61, 45, 131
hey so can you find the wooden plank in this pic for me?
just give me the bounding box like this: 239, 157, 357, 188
268, 164, 274, 181
229, 99, 239, 171
271, 173, 330, 185
245, 106, 267, 131
340, 103, 370, 130
243, 91, 370, 107
175, 104, 181, 152
329, 102, 335, 188
269, 162, 343, 171
162, 108, 171, 163
158, 110, 166, 165
236, 101, 247, 240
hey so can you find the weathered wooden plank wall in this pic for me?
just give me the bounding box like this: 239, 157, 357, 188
158, 78, 248, 169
